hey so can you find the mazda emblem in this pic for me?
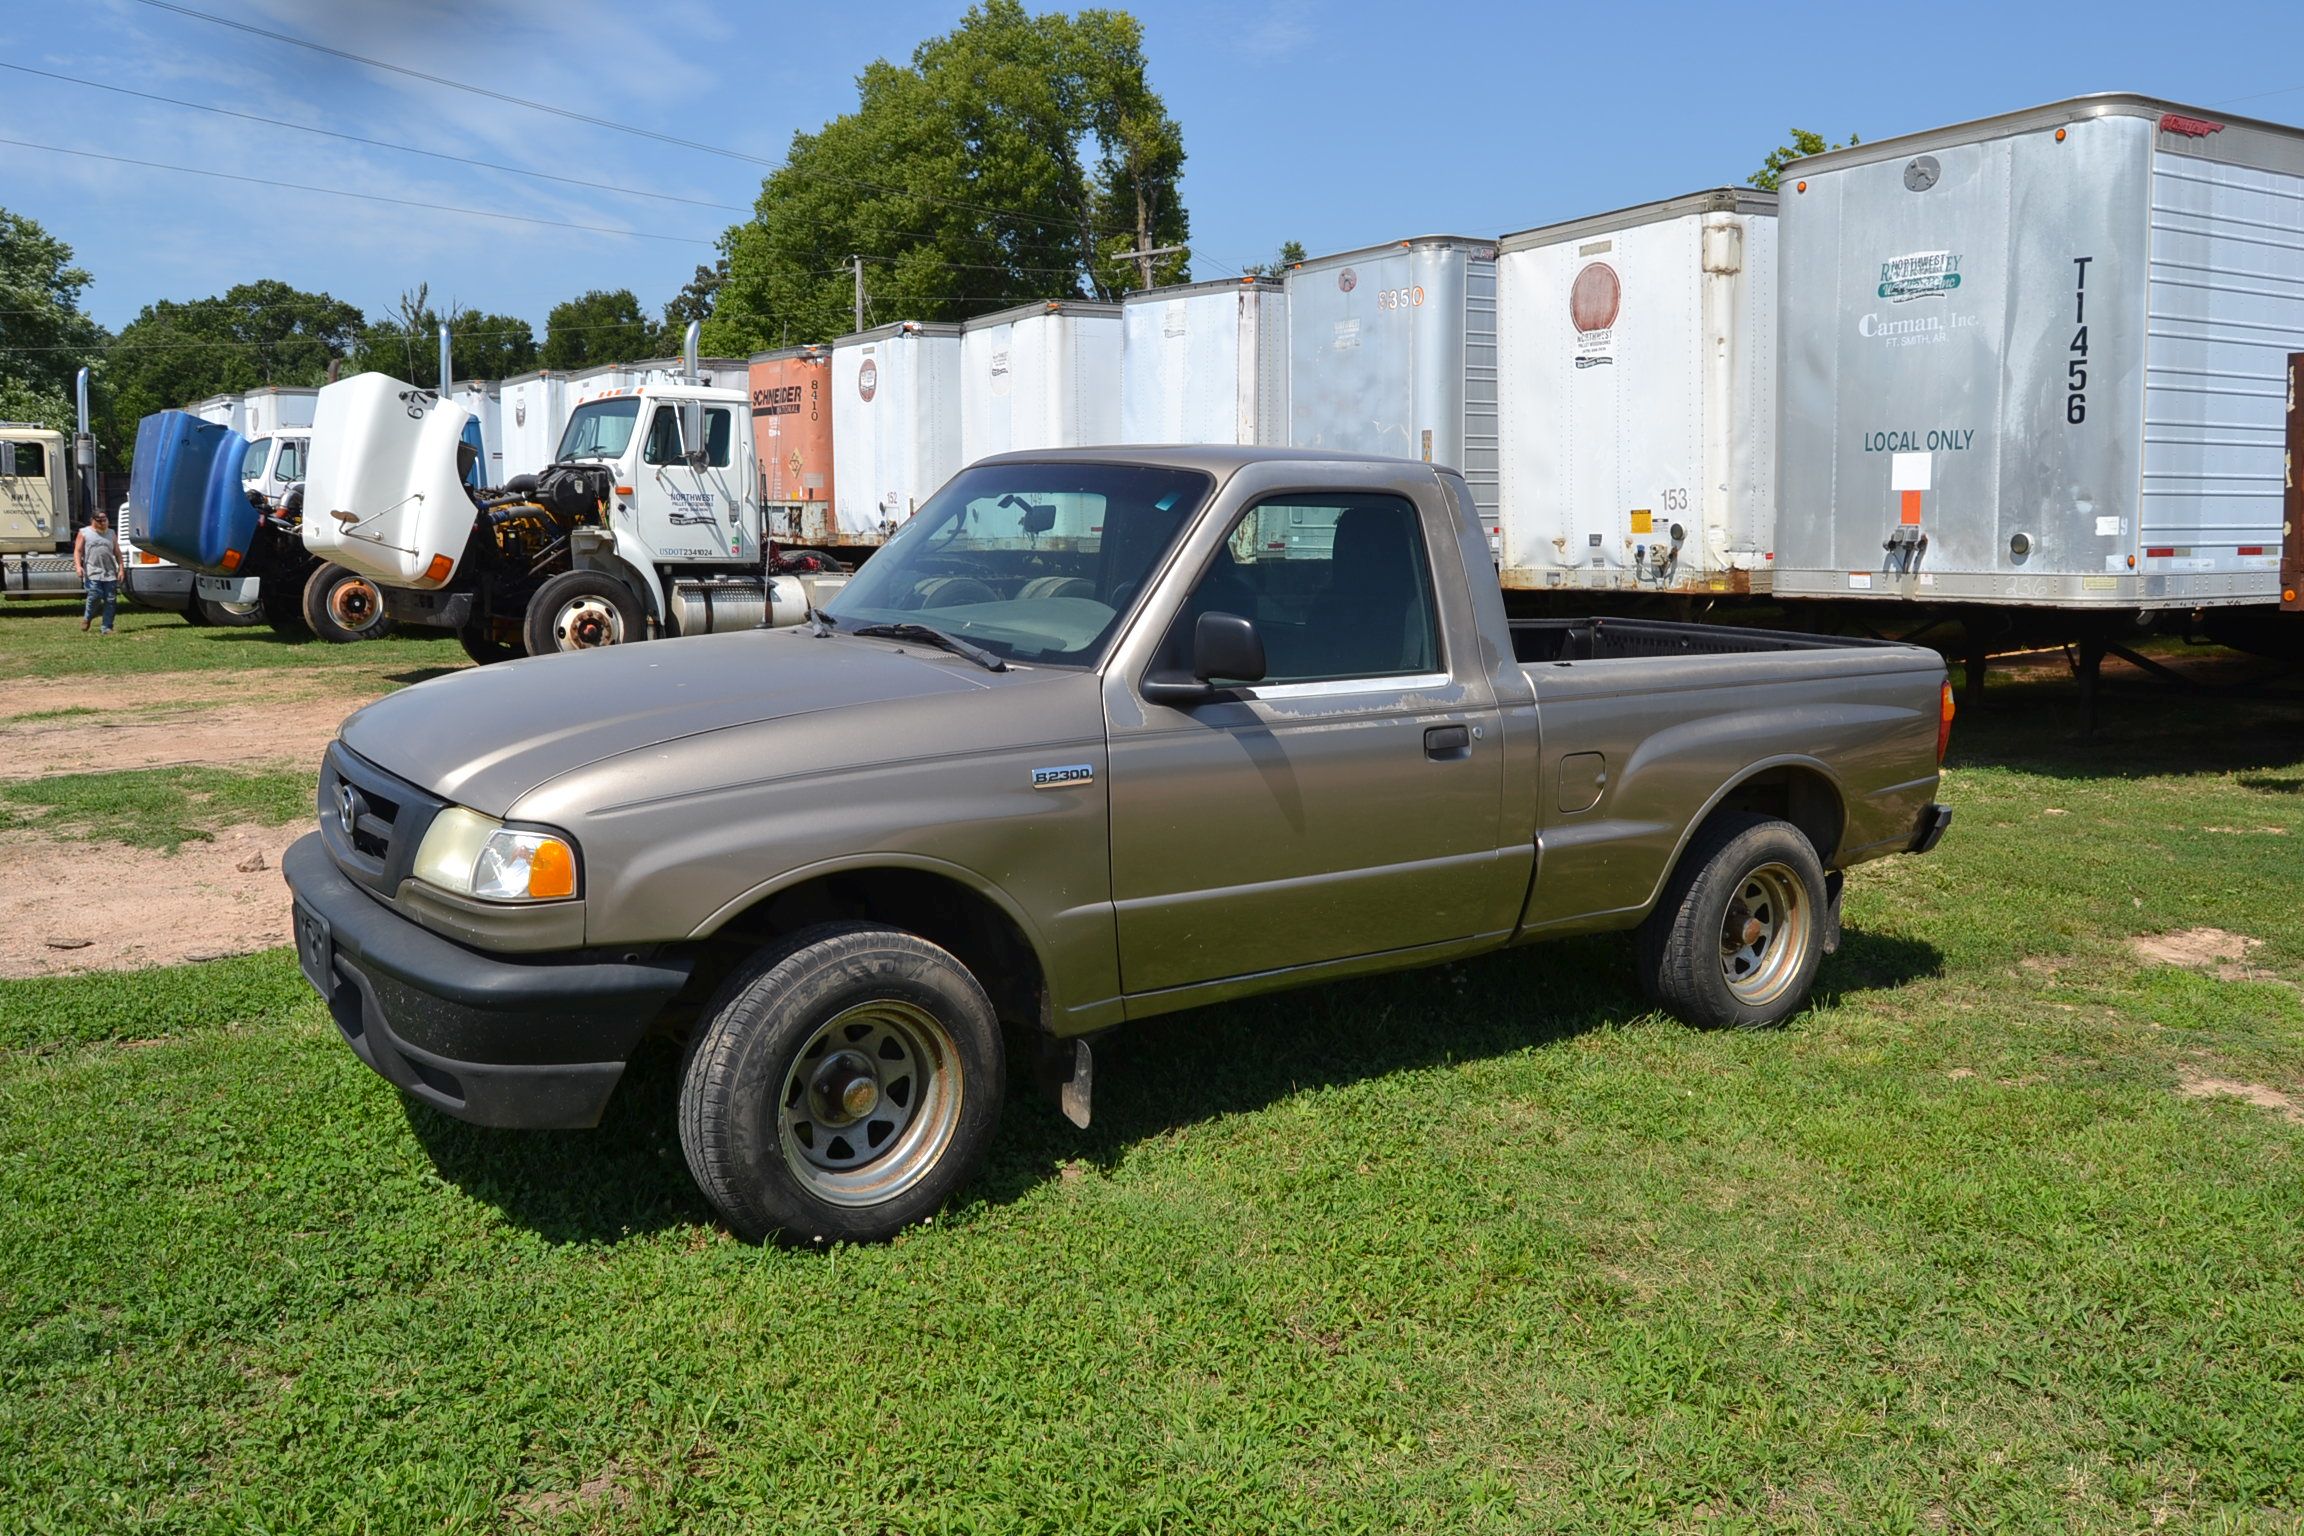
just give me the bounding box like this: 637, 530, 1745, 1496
336, 783, 360, 838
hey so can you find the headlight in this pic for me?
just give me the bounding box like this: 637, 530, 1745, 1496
412, 807, 579, 902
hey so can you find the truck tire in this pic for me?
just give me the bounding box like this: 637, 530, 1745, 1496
301, 562, 392, 643
195, 597, 263, 627
1637, 813, 1827, 1030
679, 922, 1005, 1245
524, 570, 645, 655
456, 620, 521, 666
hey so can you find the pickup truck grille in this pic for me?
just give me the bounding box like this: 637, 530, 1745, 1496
318, 742, 446, 901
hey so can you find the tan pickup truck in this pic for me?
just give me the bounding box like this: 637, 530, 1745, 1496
283, 448, 1953, 1243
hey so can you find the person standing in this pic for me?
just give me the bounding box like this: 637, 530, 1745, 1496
75, 509, 121, 634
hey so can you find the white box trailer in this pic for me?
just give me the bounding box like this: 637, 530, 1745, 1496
1497, 189, 1778, 593
1774, 94, 2304, 609
831, 321, 963, 541
1285, 235, 1500, 541
499, 371, 572, 480
188, 386, 318, 439
452, 378, 502, 484
960, 300, 1121, 462
1119, 277, 1288, 445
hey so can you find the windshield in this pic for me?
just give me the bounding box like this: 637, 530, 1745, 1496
822, 462, 1213, 668
555, 398, 641, 461
239, 438, 272, 484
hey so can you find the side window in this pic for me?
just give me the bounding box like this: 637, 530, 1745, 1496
1170, 492, 1441, 685
706, 408, 733, 468
642, 406, 682, 465
3, 441, 43, 477
275, 440, 306, 482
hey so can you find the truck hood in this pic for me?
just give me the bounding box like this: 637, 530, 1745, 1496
339, 628, 1015, 814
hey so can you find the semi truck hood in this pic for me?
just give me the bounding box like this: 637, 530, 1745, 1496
339, 628, 1016, 814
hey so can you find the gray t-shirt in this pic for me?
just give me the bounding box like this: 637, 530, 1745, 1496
79, 526, 121, 582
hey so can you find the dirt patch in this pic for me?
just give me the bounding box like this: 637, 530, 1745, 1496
2130, 927, 2273, 982
509, 1464, 634, 1523
2177, 1071, 2304, 1125
0, 822, 301, 977
0, 670, 390, 780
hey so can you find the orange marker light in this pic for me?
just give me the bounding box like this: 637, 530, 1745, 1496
2055, 128, 2067, 142
1795, 180, 1807, 193
527, 838, 577, 900
1938, 681, 1956, 764
424, 553, 453, 582
219, 548, 241, 571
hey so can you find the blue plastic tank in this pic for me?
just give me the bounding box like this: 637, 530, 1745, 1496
128, 411, 256, 574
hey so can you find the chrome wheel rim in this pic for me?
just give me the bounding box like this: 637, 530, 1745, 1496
551, 595, 624, 649
327, 577, 380, 629
777, 999, 962, 1208
1719, 862, 1808, 1007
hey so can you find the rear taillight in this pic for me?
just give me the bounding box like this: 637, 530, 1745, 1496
1937, 680, 1956, 764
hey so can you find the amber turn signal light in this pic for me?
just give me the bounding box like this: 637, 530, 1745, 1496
1938, 680, 1956, 765
526, 837, 577, 900
424, 553, 453, 582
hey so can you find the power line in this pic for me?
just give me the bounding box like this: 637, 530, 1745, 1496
0, 61, 750, 214
126, 0, 1150, 244
1, 137, 716, 245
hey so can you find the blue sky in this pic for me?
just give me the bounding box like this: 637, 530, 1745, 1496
8, 0, 2304, 336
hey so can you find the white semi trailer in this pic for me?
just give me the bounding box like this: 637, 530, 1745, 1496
1496, 189, 1778, 595
1118, 277, 1288, 446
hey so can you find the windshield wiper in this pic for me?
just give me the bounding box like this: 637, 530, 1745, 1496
848, 621, 1008, 672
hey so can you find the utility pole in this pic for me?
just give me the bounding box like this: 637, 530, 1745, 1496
852, 255, 866, 332
1118, 242, 1186, 293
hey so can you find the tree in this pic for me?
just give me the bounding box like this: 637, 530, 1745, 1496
105, 279, 362, 432
656, 259, 727, 352
0, 208, 105, 437
1242, 240, 1306, 278
353, 284, 537, 381
706, 1, 1190, 352
541, 288, 652, 370
1750, 129, 1860, 192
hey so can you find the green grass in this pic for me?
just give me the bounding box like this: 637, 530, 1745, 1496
0, 704, 103, 724
0, 597, 464, 681
4, 661, 2304, 1531
0, 764, 315, 851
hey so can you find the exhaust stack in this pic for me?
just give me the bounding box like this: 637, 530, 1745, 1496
437, 323, 453, 397
73, 367, 95, 522
684, 319, 700, 383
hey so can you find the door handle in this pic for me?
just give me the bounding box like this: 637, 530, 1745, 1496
1424, 724, 1471, 759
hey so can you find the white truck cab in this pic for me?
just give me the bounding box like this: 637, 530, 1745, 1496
240, 433, 310, 510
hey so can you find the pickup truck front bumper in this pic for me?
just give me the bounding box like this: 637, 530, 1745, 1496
281, 834, 693, 1129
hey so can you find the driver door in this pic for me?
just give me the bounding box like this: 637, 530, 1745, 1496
636, 403, 743, 560
1103, 489, 1508, 996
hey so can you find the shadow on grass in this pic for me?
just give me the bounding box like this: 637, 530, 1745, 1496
404, 924, 1941, 1245
1950, 652, 2304, 782
380, 666, 468, 687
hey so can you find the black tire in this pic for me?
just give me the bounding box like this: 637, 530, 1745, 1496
180, 599, 211, 627
196, 597, 264, 627
1637, 813, 1828, 1030
455, 620, 522, 665
523, 569, 646, 656
300, 562, 392, 643
679, 922, 1005, 1245
259, 565, 312, 638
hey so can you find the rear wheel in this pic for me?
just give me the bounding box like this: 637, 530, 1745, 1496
1637, 813, 1827, 1030
195, 597, 263, 627
301, 562, 392, 643
678, 923, 1005, 1245
524, 569, 646, 655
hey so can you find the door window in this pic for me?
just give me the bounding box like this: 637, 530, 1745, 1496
641, 405, 736, 467
274, 440, 306, 482
1165, 493, 1441, 684
3, 441, 43, 477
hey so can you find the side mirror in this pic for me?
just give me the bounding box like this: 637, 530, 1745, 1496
1142, 611, 1266, 705
1021, 502, 1057, 538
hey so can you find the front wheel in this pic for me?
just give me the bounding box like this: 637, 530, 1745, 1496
301, 562, 392, 643
523, 569, 645, 656
1637, 813, 1828, 1030
195, 597, 264, 627
678, 923, 1005, 1245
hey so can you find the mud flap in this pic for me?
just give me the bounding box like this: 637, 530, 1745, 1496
1037, 1036, 1094, 1129
1821, 870, 1845, 956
